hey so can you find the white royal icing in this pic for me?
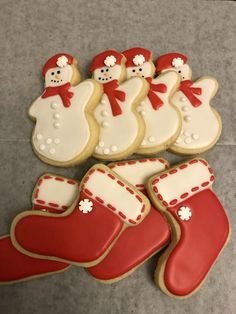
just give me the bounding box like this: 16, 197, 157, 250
178, 206, 192, 221
93, 77, 145, 157
172, 57, 184, 68
33, 174, 79, 210
56, 55, 69, 68
29, 80, 96, 162
79, 199, 93, 213
109, 159, 168, 188
104, 55, 116, 67
133, 54, 145, 66
172, 77, 220, 151
83, 167, 147, 224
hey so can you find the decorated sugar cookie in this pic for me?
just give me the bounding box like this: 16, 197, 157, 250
156, 53, 222, 154
90, 50, 149, 160
87, 158, 170, 283
29, 53, 102, 166
0, 174, 79, 284
147, 158, 230, 298
122, 48, 181, 154
11, 165, 150, 267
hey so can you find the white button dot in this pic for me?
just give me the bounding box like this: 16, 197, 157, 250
184, 115, 192, 122
184, 130, 190, 137
101, 121, 109, 128
103, 148, 110, 155
182, 106, 188, 112
46, 138, 52, 144
111, 145, 117, 152
36, 133, 42, 140
51, 102, 58, 109
101, 99, 106, 105
98, 141, 105, 148
49, 148, 55, 154
148, 136, 155, 143
39, 144, 45, 151
175, 137, 182, 144
101, 110, 108, 117
54, 138, 60, 144
53, 113, 60, 120
53, 122, 60, 128
184, 137, 192, 144
180, 97, 187, 102
192, 133, 199, 140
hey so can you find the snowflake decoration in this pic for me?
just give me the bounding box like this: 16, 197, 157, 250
177, 206, 192, 221
79, 199, 93, 214
172, 57, 184, 68
57, 55, 69, 68
133, 54, 145, 66
104, 55, 116, 67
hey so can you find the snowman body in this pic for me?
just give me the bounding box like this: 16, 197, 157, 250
137, 71, 181, 153
30, 80, 97, 164
94, 77, 146, 158
170, 77, 221, 153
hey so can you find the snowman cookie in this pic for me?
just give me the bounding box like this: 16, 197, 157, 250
156, 53, 222, 154
29, 53, 102, 166
122, 48, 181, 154
90, 50, 149, 160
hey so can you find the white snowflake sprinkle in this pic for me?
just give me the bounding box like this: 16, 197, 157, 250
104, 55, 116, 67
57, 55, 69, 68
79, 199, 93, 214
178, 206, 192, 221
133, 54, 145, 66
172, 57, 184, 68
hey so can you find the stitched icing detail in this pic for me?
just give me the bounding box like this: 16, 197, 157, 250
128, 160, 136, 164
88, 169, 95, 175
151, 159, 213, 207
48, 203, 59, 208
136, 184, 145, 189
139, 159, 147, 163
37, 179, 43, 186
36, 199, 45, 204
55, 177, 64, 182
67, 180, 76, 185
34, 188, 39, 199
62, 205, 68, 210
83, 168, 146, 224
43, 175, 52, 179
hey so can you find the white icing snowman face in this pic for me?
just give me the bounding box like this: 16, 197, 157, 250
93, 65, 122, 83
126, 62, 152, 79
45, 65, 73, 87
163, 64, 192, 81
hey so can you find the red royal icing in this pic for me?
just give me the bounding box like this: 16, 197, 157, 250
14, 190, 123, 264
103, 80, 125, 116
179, 80, 202, 107
88, 189, 170, 280
164, 189, 230, 296
0, 236, 68, 282
146, 77, 167, 110
42, 83, 73, 108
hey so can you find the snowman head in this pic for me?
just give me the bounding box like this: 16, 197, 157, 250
122, 48, 155, 79
89, 50, 126, 84
156, 52, 192, 81
42, 53, 80, 88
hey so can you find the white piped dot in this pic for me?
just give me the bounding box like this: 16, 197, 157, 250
54, 138, 60, 144
184, 137, 192, 144
141, 140, 147, 146
39, 144, 45, 151
140, 110, 146, 115
53, 113, 60, 120
103, 148, 110, 155
184, 115, 192, 122
53, 122, 60, 128
46, 138, 52, 144
184, 131, 190, 137
180, 97, 187, 102
192, 133, 199, 140
148, 136, 155, 143
51, 102, 58, 109
101, 121, 109, 128
98, 141, 105, 148
49, 148, 55, 154
36, 133, 42, 140
101, 110, 108, 117
111, 145, 117, 152
175, 137, 182, 144
101, 99, 106, 105
182, 106, 188, 112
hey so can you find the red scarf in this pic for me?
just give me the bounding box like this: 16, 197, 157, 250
146, 77, 167, 110
179, 80, 202, 107
103, 80, 126, 116
42, 83, 73, 108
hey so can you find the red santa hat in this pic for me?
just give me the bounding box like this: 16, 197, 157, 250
89, 50, 124, 72
122, 47, 151, 67
42, 53, 74, 77
155, 52, 187, 73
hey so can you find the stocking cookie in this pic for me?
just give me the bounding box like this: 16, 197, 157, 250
122, 48, 181, 154
29, 53, 102, 166
0, 174, 79, 284
147, 158, 230, 298
87, 158, 170, 282
156, 53, 222, 154
90, 50, 149, 160
11, 165, 150, 267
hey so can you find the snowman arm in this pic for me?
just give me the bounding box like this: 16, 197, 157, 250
118, 77, 146, 103
193, 76, 219, 101
152, 71, 180, 95
28, 96, 42, 119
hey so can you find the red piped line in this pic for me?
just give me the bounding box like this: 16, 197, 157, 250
153, 186, 158, 193
191, 186, 199, 192
128, 219, 136, 224
141, 204, 145, 213
160, 174, 168, 179
169, 169, 178, 174
67, 180, 76, 185
152, 178, 159, 185
108, 174, 115, 180
37, 179, 43, 186
88, 169, 95, 175
157, 194, 163, 201
48, 203, 59, 208
96, 196, 104, 204
107, 204, 116, 211
118, 211, 126, 219
128, 160, 136, 165
135, 195, 143, 203
189, 159, 198, 164
126, 187, 134, 194
162, 201, 168, 207
210, 175, 215, 182
180, 192, 189, 199
62, 205, 68, 210
179, 164, 188, 169
117, 180, 125, 187
139, 159, 147, 163
97, 169, 105, 173
34, 189, 39, 199
199, 159, 208, 166
170, 199, 178, 206
43, 175, 52, 179
117, 162, 126, 166
201, 181, 209, 187
36, 199, 45, 204
136, 184, 144, 189
55, 177, 64, 182
136, 214, 141, 221
84, 188, 93, 196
